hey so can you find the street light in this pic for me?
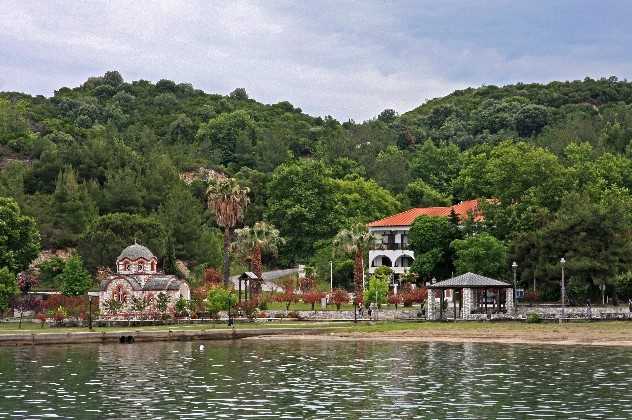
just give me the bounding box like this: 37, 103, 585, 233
329, 260, 333, 292
560, 257, 566, 308
511, 261, 518, 315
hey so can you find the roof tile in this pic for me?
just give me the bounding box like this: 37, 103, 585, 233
368, 199, 481, 227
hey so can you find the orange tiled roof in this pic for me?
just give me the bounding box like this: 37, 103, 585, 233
367, 199, 481, 228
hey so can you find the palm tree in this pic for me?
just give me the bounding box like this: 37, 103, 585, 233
206, 177, 250, 286
333, 224, 378, 299
233, 221, 285, 294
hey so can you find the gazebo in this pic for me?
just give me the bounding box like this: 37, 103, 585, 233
238, 272, 259, 302
426, 272, 514, 320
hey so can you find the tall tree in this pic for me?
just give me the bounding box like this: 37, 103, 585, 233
233, 221, 284, 293
0, 197, 40, 274
332, 224, 377, 299
59, 255, 93, 296
206, 177, 250, 286
451, 233, 508, 278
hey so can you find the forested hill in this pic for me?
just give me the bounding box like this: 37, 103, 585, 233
3, 71, 632, 296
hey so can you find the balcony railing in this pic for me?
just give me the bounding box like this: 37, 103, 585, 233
372, 243, 410, 251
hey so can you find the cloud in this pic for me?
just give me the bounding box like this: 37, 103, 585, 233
1, 1, 631, 121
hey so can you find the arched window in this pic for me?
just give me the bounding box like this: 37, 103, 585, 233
125, 264, 131, 271
137, 263, 143, 272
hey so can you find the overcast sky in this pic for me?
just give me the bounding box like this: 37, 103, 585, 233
2, 1, 631, 121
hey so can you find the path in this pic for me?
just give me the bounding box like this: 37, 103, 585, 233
230, 268, 299, 292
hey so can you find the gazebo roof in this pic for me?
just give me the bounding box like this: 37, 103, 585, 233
428, 272, 512, 289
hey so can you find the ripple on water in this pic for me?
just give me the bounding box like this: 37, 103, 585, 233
1, 340, 632, 418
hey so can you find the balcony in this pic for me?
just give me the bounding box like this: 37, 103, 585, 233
368, 249, 415, 274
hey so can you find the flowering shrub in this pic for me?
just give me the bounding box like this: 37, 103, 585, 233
274, 287, 297, 311
302, 290, 325, 311
388, 293, 403, 309
401, 287, 428, 307
330, 288, 350, 311
204, 267, 222, 285
298, 275, 315, 292
42, 295, 87, 318
524, 290, 540, 303
237, 299, 259, 320
36, 312, 47, 328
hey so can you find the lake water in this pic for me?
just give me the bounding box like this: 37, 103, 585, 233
1, 338, 631, 419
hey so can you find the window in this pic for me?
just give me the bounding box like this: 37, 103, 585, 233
125, 264, 131, 271
137, 263, 143, 271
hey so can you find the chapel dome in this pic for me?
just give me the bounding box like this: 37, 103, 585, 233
116, 243, 156, 262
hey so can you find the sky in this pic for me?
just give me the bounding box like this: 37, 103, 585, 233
2, 1, 632, 121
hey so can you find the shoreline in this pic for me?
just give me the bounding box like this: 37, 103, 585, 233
249, 332, 632, 347
2, 321, 632, 347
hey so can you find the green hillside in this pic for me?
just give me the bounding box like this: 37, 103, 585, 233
2, 72, 632, 298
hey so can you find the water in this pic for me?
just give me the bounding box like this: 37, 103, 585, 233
0, 339, 631, 419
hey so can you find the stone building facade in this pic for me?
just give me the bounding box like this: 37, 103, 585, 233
99, 243, 191, 316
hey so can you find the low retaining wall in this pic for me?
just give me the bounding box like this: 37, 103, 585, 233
0, 327, 332, 347
518, 304, 632, 320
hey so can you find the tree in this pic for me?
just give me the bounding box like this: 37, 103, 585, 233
229, 88, 249, 100
266, 160, 335, 263
515, 104, 550, 137
408, 216, 460, 281
329, 176, 400, 230
303, 290, 325, 311
333, 224, 377, 299
59, 256, 93, 296
51, 166, 97, 247
363, 270, 389, 307
0, 197, 40, 274
233, 221, 284, 293
206, 286, 237, 318
163, 235, 178, 276
78, 213, 167, 272
206, 177, 250, 286
330, 288, 349, 310
451, 233, 508, 278
0, 268, 18, 316
403, 179, 451, 207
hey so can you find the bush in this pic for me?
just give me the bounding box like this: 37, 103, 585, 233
287, 310, 300, 319
237, 299, 259, 320
526, 313, 542, 323
524, 290, 540, 303
388, 293, 402, 309
174, 296, 189, 317
330, 288, 349, 311
206, 286, 237, 318
302, 290, 325, 310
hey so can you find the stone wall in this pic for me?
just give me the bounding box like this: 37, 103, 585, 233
263, 309, 425, 321
518, 304, 632, 319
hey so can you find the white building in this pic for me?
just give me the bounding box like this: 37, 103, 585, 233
367, 200, 481, 277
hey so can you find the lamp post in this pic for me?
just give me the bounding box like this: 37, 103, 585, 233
560, 258, 566, 320
329, 260, 333, 292
511, 261, 518, 315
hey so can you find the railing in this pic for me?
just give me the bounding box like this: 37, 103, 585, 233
372, 243, 410, 251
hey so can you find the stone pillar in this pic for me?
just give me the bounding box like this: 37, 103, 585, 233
506, 288, 515, 315
462, 288, 474, 319
427, 289, 436, 320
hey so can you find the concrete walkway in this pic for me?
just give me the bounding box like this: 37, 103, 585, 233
230, 268, 298, 292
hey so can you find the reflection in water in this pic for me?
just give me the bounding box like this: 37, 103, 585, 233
1, 339, 632, 418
